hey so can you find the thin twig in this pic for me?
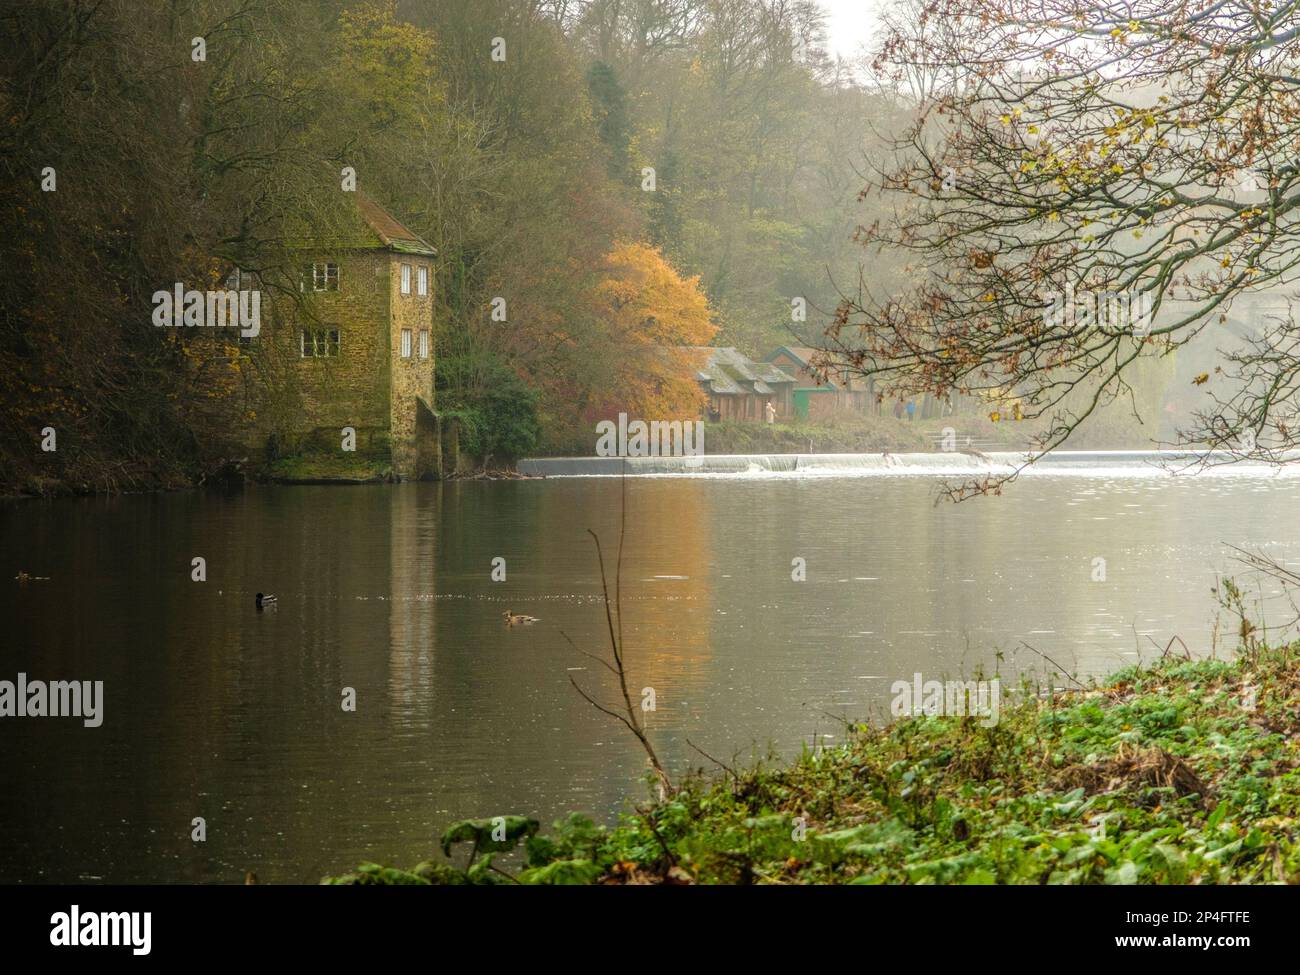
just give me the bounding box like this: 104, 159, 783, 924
1019, 641, 1086, 689
686, 738, 738, 780
1148, 634, 1192, 661
570, 522, 673, 797
488, 863, 520, 884
810, 706, 853, 730
634, 805, 677, 867
618, 463, 626, 655
569, 676, 638, 733
558, 628, 619, 676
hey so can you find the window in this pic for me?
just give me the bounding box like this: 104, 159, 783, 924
400, 264, 412, 295
300, 328, 340, 358
301, 262, 339, 292
418, 329, 429, 359
416, 265, 428, 296
400, 328, 412, 358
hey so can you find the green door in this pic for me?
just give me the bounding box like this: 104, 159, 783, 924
793, 389, 810, 420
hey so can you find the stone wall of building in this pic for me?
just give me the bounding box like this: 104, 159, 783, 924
231, 246, 436, 478
240, 249, 395, 461
387, 254, 436, 478
297, 250, 393, 447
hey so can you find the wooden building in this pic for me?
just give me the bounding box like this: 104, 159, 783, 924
684, 347, 798, 422
765, 346, 878, 420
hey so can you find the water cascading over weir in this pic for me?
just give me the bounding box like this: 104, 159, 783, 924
515, 451, 1294, 477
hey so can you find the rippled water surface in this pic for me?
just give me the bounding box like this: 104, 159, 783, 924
3, 468, 1299, 882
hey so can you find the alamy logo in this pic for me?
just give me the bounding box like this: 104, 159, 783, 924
50, 906, 150, 955
151, 283, 261, 337
1042, 285, 1152, 335
595, 413, 704, 465
0, 674, 103, 727
891, 673, 1001, 727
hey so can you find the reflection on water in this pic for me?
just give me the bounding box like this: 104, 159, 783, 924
2, 472, 1299, 882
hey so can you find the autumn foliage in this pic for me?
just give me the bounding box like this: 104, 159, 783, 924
584, 241, 716, 425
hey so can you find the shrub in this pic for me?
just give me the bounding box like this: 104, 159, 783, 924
437, 352, 541, 462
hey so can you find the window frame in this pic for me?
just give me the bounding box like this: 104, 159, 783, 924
416, 265, 428, 297
400, 264, 412, 295
400, 328, 412, 359
302, 262, 340, 293
300, 327, 340, 358
302, 261, 340, 292
418, 329, 429, 360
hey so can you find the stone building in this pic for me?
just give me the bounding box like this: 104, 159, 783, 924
244, 193, 441, 479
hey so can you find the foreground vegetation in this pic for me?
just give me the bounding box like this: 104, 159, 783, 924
325, 641, 1300, 884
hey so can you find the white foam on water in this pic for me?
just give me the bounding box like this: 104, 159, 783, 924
518, 449, 1300, 480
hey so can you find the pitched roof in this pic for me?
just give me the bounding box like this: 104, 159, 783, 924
675, 346, 796, 395
767, 345, 822, 367
280, 187, 437, 256
713, 347, 762, 382
753, 361, 797, 384
765, 345, 877, 392
356, 193, 437, 256
706, 372, 744, 395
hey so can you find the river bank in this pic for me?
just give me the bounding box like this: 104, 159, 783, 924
325, 640, 1300, 885
1, 453, 534, 500
1, 415, 1019, 498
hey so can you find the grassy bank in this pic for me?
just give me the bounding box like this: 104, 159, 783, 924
324, 641, 1300, 885
263, 451, 394, 484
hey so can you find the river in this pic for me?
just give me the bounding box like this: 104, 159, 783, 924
3, 457, 1298, 882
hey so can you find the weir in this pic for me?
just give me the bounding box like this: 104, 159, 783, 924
516, 449, 1300, 477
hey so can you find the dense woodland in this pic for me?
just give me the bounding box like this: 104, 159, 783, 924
1, 0, 914, 489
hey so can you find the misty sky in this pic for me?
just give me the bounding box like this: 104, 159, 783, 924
819, 0, 885, 62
